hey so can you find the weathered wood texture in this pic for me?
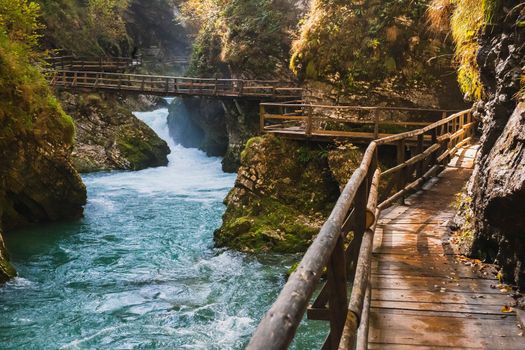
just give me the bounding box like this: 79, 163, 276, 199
47, 56, 142, 72
246, 109, 517, 350
259, 103, 464, 143
370, 145, 523, 349
46, 70, 302, 100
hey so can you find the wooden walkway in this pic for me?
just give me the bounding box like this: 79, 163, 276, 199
370, 145, 523, 349
47, 56, 141, 72
47, 70, 302, 100
259, 102, 462, 143
247, 109, 524, 350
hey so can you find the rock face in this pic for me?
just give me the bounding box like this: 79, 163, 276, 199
168, 97, 228, 157
60, 92, 170, 173
168, 98, 260, 172
214, 135, 363, 253
465, 4, 525, 288
0, 50, 87, 281
291, 0, 466, 108
0, 232, 16, 283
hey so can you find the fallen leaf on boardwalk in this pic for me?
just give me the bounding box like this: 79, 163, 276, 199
499, 285, 512, 293
501, 305, 513, 313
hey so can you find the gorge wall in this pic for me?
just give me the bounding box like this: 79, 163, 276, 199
462, 2, 525, 288
60, 92, 170, 173
0, 14, 87, 281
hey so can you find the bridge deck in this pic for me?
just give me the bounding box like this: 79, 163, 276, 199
369, 145, 523, 349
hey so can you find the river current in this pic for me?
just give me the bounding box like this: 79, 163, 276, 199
0, 106, 326, 349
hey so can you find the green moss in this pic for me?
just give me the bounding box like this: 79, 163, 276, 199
0, 256, 16, 283
240, 136, 263, 162
183, 0, 299, 77
215, 135, 342, 253
216, 196, 320, 253
291, 0, 442, 91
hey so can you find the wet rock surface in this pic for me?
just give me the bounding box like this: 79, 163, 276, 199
466, 4, 525, 288
214, 135, 363, 253
167, 97, 260, 172
60, 92, 170, 173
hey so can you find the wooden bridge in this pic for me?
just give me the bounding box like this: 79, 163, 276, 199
248, 109, 524, 349
47, 56, 142, 72
46, 70, 302, 100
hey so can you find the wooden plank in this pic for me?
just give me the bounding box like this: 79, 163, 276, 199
371, 288, 511, 305
371, 275, 502, 294
371, 300, 512, 315
369, 312, 523, 349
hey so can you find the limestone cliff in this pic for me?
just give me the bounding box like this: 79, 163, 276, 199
291, 0, 466, 108
214, 135, 363, 253
168, 97, 260, 172
40, 0, 190, 67
0, 27, 87, 281
60, 92, 170, 173
462, 2, 525, 288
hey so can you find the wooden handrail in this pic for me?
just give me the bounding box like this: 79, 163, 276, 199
248, 108, 476, 350
260, 102, 463, 113
46, 70, 302, 99
259, 103, 467, 141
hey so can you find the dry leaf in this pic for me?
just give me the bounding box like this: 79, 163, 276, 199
501, 305, 513, 313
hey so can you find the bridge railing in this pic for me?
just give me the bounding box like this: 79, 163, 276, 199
247, 108, 475, 350
47, 70, 303, 99
259, 103, 463, 139
47, 56, 141, 72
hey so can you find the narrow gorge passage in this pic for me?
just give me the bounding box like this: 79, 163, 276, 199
0, 105, 325, 349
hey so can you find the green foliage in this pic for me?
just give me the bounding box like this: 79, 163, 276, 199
429, 0, 503, 100
0, 1, 75, 152
182, 0, 299, 77
0, 0, 43, 49
37, 0, 130, 56
291, 0, 437, 91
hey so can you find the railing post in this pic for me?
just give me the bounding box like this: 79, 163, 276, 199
396, 139, 406, 200
239, 80, 244, 96
373, 114, 379, 139
327, 236, 348, 349
306, 106, 313, 137
260, 104, 266, 133
416, 134, 424, 178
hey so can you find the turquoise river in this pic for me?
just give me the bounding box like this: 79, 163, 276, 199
0, 106, 326, 349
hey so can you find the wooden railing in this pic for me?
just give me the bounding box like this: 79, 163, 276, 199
46, 70, 302, 99
247, 108, 476, 350
47, 56, 141, 72
260, 103, 463, 141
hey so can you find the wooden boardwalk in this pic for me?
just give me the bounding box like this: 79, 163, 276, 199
259, 102, 462, 144
369, 145, 523, 349
247, 109, 524, 350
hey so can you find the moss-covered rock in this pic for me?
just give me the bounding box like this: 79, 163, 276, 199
0, 16, 87, 281
290, 0, 466, 109
0, 229, 16, 283
215, 135, 364, 253
59, 92, 170, 172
